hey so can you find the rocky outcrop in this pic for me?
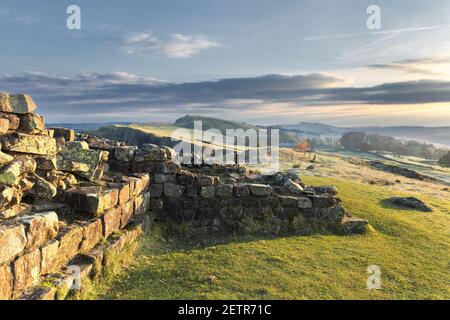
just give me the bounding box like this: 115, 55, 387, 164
386, 197, 432, 212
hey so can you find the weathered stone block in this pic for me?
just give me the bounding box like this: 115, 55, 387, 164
12, 248, 41, 295
0, 112, 20, 130
40, 239, 59, 275
49, 127, 75, 142
120, 200, 134, 228
0, 118, 8, 134
0, 149, 14, 166
57, 225, 83, 267
200, 186, 215, 199
0, 203, 32, 219
248, 184, 272, 197
309, 195, 337, 208
142, 144, 167, 161
133, 173, 150, 195
154, 173, 176, 184
114, 146, 136, 162
17, 211, 59, 249
284, 179, 304, 195
0, 94, 37, 114
157, 161, 180, 174
64, 186, 119, 215
342, 217, 368, 234
216, 184, 234, 198
59, 147, 108, 181
297, 197, 313, 209
134, 192, 150, 216
149, 184, 163, 197
235, 184, 250, 197
278, 196, 298, 207
80, 219, 102, 253
0, 264, 13, 300
164, 183, 184, 198
18, 113, 45, 134
35, 156, 57, 171
197, 175, 215, 187
102, 207, 122, 237
0, 133, 56, 155
186, 185, 198, 198
29, 173, 57, 200
0, 156, 36, 186
0, 222, 27, 265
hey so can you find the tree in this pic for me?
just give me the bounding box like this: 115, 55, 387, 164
340, 132, 368, 151
438, 151, 450, 167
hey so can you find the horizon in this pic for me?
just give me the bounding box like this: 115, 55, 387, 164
1, 0, 450, 126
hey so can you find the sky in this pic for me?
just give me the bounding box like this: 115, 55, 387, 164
1, 0, 450, 126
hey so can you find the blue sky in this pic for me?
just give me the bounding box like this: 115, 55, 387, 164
1, 0, 450, 125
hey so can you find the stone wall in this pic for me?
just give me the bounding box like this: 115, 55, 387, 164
107, 146, 368, 236
0, 92, 368, 300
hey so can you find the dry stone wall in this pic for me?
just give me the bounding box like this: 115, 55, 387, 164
0, 92, 368, 300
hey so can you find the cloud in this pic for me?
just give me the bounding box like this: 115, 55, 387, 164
304, 25, 443, 41
1, 71, 450, 122
367, 55, 450, 76
119, 32, 219, 58
13, 16, 41, 25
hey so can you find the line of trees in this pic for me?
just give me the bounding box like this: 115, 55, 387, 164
340, 132, 448, 160
439, 151, 450, 167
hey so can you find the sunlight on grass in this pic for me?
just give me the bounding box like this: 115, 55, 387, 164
88, 177, 450, 300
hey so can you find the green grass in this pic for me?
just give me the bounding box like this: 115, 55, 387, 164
89, 177, 450, 300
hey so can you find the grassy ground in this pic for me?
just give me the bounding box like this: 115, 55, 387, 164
88, 176, 450, 300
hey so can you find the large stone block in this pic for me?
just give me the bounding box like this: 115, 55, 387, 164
12, 248, 41, 295
0, 156, 36, 186
48, 127, 75, 142
200, 186, 215, 199
164, 183, 184, 198
0, 204, 32, 219
64, 186, 119, 215
0, 149, 14, 166
0, 264, 13, 300
0, 222, 27, 265
0, 112, 20, 130
235, 184, 250, 197
114, 146, 136, 162
80, 219, 102, 253
102, 206, 122, 237
216, 184, 234, 198
57, 225, 83, 267
59, 146, 108, 181
309, 195, 337, 208
0, 118, 8, 134
248, 184, 272, 197
134, 192, 150, 215
17, 211, 59, 249
18, 113, 45, 134
0, 93, 37, 114
142, 144, 167, 161
120, 200, 134, 228
40, 239, 60, 275
0, 133, 56, 155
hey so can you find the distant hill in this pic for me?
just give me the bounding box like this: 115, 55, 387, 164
48, 122, 132, 131
175, 115, 259, 132
175, 115, 298, 144
280, 122, 450, 147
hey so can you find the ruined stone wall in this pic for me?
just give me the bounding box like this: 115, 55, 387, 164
108, 146, 368, 236
0, 93, 152, 300
1, 92, 368, 300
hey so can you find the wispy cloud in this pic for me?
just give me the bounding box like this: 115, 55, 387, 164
367, 55, 450, 76
119, 32, 220, 58
13, 16, 41, 25
304, 25, 443, 41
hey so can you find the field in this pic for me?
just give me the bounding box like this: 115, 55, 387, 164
85, 150, 450, 300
